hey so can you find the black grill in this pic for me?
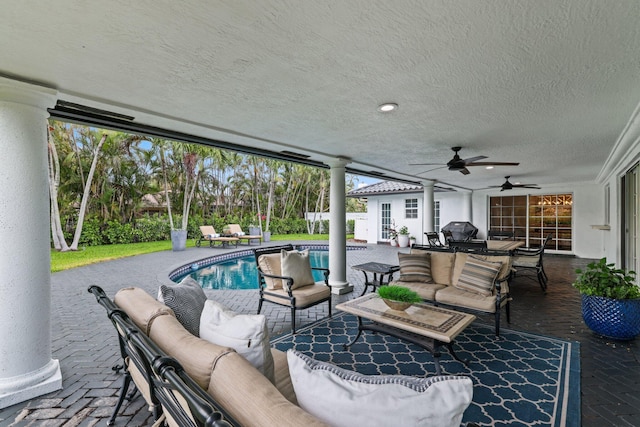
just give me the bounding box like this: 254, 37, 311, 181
441, 221, 479, 242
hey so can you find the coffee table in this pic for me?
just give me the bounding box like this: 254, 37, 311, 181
336, 293, 476, 375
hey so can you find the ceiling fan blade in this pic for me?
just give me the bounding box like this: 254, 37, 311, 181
460, 167, 471, 175
466, 161, 520, 167
408, 162, 443, 166
515, 185, 540, 189
462, 155, 487, 164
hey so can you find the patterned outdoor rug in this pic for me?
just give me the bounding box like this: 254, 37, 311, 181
271, 312, 580, 427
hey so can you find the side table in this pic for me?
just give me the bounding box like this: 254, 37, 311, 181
352, 262, 400, 296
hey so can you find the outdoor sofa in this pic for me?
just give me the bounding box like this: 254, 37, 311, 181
90, 279, 476, 427
390, 248, 513, 336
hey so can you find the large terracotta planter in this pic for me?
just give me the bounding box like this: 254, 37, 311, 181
581, 295, 640, 340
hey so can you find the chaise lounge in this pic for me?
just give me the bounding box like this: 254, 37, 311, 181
196, 226, 239, 248
226, 224, 263, 245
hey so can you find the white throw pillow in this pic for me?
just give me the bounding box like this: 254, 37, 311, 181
281, 249, 315, 291
199, 300, 275, 383
287, 350, 473, 427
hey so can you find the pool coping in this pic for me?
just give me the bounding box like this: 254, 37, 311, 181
168, 244, 366, 281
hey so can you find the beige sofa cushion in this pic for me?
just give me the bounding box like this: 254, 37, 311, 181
425, 251, 456, 284
208, 348, 329, 427
389, 281, 446, 301
435, 285, 511, 313
272, 348, 297, 404
263, 284, 330, 307
115, 287, 175, 335
258, 253, 284, 289
397, 252, 432, 283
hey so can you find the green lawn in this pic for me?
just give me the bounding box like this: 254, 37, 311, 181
50, 234, 346, 272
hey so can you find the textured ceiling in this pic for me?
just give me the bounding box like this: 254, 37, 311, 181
2, 0, 640, 191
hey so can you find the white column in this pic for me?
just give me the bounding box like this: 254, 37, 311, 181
421, 180, 435, 244
461, 190, 472, 223
327, 157, 353, 295
0, 78, 61, 409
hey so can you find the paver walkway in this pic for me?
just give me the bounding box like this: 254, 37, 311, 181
0, 242, 639, 426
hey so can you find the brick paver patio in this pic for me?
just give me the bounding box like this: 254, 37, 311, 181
1, 242, 639, 426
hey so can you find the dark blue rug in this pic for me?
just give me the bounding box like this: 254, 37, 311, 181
271, 312, 580, 427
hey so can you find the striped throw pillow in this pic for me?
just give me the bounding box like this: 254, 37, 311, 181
398, 252, 432, 283
455, 256, 502, 296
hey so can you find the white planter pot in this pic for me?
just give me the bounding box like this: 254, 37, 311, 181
262, 231, 271, 242
390, 238, 398, 247
397, 235, 410, 247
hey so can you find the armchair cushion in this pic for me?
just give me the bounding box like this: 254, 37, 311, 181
281, 249, 315, 291
262, 284, 331, 308
158, 276, 207, 336
199, 300, 275, 383
454, 256, 502, 297
398, 252, 432, 283
287, 350, 473, 427
258, 253, 283, 290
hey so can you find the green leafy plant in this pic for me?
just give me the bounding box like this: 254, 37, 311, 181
378, 285, 422, 303
398, 226, 409, 235
573, 258, 640, 300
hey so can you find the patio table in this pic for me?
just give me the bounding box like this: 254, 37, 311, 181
351, 262, 399, 296
336, 293, 476, 375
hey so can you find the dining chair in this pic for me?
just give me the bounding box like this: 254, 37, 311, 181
511, 234, 553, 292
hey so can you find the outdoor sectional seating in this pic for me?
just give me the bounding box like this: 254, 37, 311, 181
390, 249, 513, 336
90, 283, 476, 427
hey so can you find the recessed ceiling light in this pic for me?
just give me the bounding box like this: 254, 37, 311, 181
377, 103, 398, 112
486, 166, 494, 170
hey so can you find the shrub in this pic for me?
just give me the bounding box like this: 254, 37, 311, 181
573, 258, 640, 299
378, 285, 422, 303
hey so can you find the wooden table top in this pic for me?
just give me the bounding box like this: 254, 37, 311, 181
336, 293, 476, 343
485, 240, 525, 251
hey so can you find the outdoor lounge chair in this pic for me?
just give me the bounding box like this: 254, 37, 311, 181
253, 245, 331, 334
226, 224, 262, 245
196, 226, 239, 248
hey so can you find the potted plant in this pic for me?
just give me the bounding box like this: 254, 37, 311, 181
377, 285, 422, 311
409, 234, 416, 247
386, 220, 398, 246
573, 258, 640, 340
397, 226, 410, 248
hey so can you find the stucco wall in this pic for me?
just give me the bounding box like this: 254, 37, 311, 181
363, 181, 605, 259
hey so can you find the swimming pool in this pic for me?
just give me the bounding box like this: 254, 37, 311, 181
173, 250, 330, 290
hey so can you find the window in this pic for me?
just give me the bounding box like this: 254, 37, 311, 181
405, 198, 418, 219
381, 203, 391, 239
434, 201, 440, 233
490, 193, 572, 251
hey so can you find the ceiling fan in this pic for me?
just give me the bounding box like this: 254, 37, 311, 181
491, 176, 540, 191
410, 146, 520, 175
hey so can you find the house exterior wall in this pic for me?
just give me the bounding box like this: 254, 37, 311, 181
363, 182, 605, 259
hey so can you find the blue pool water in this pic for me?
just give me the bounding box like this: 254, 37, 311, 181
175, 251, 329, 290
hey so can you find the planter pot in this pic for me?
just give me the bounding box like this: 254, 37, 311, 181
262, 231, 271, 242
382, 298, 413, 311
397, 234, 410, 248
171, 229, 188, 252
581, 295, 640, 340
389, 238, 398, 247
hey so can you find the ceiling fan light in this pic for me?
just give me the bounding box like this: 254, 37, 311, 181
486, 166, 494, 170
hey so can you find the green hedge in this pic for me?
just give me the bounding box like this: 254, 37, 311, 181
55, 213, 339, 247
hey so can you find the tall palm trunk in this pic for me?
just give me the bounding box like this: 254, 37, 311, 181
48, 126, 70, 251
70, 134, 107, 250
